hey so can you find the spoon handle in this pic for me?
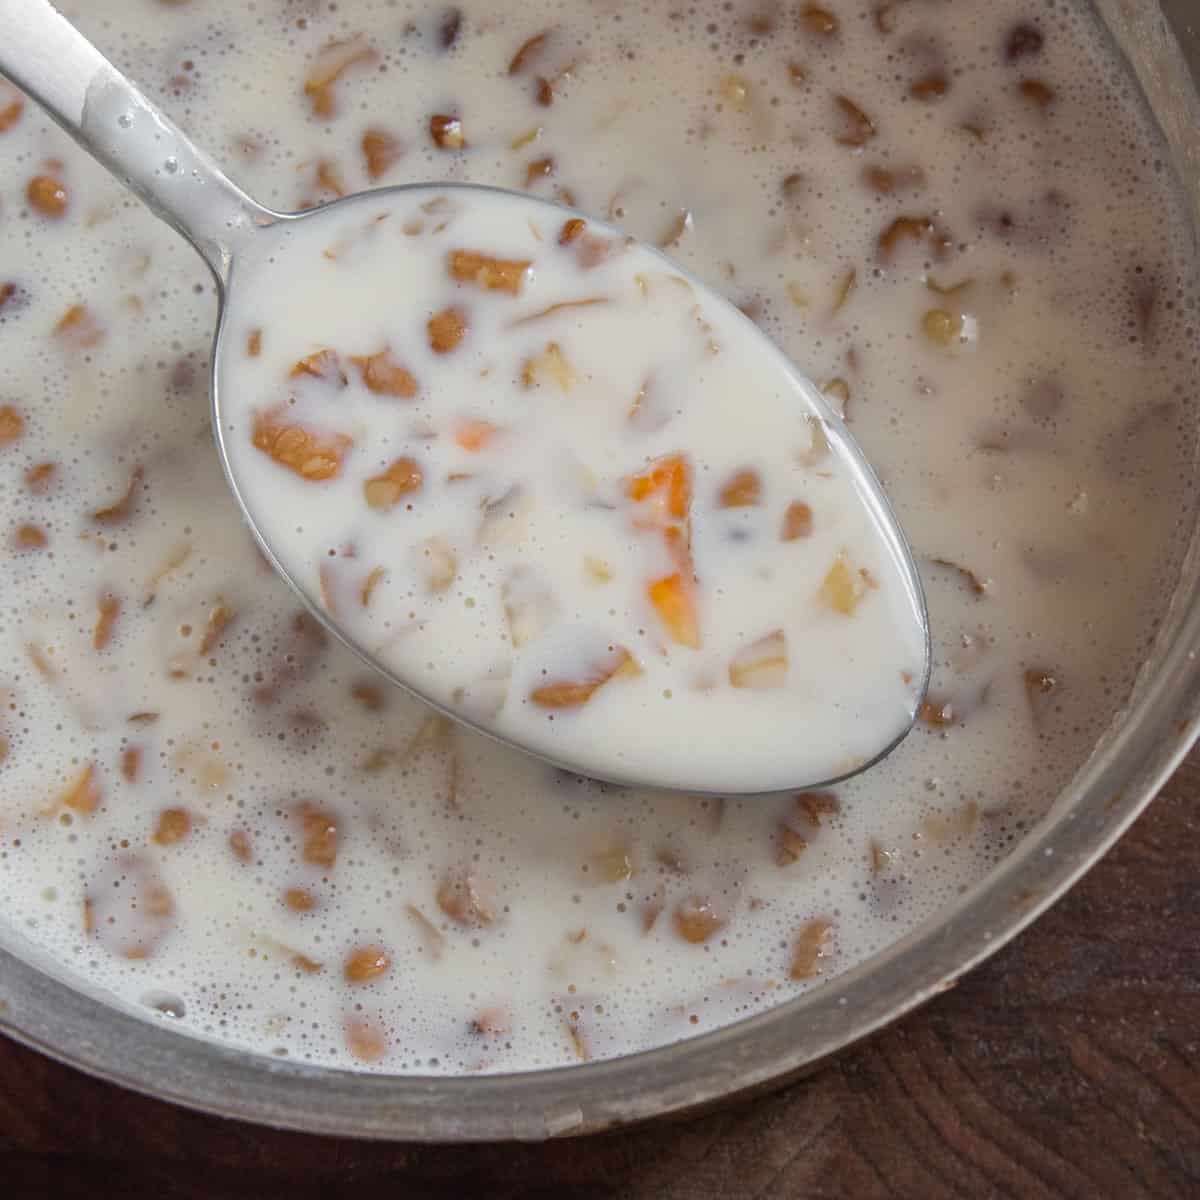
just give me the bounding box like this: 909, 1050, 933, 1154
0, 0, 271, 281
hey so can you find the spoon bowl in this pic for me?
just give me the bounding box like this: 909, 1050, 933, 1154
0, 0, 931, 794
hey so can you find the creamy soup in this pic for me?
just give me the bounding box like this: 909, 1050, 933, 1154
0, 0, 1195, 1072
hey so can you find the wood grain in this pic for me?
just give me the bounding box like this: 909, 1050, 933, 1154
2, 754, 1198, 1199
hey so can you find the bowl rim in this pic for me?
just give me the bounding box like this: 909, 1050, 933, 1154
3, 0, 1200, 1142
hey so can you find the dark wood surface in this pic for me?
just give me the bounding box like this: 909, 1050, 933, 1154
2, 756, 1198, 1200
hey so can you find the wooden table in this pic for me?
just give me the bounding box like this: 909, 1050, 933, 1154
2, 756, 1197, 1199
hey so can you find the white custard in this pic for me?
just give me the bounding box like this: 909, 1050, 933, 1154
219, 189, 926, 793
0, 0, 1196, 1074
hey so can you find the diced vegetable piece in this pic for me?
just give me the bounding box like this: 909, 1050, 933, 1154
789, 918, 832, 979
674, 896, 725, 943
718, 467, 762, 508
428, 305, 469, 354
291, 348, 348, 386
475, 482, 532, 549
15, 523, 46, 550
430, 113, 467, 149
641, 884, 666, 933
364, 457, 424, 511
1024, 667, 1059, 731
524, 155, 554, 187
351, 347, 417, 397
921, 308, 963, 345
831, 269, 857, 314
502, 568, 557, 648
448, 249, 531, 294
416, 536, 458, 593
584, 556, 613, 584
471, 1006, 510, 1036
534, 61, 578, 109
919, 696, 956, 727
658, 208, 693, 249
404, 903, 445, 958
344, 944, 391, 983
1006, 23, 1044, 62
198, 598, 235, 656
153, 808, 192, 846
27, 174, 68, 218
0, 404, 24, 448
797, 790, 840, 825
252, 409, 351, 481
627, 453, 691, 523
802, 4, 839, 35
820, 552, 868, 615
299, 158, 346, 208
777, 823, 809, 866
508, 31, 550, 75
0, 81, 23, 132
361, 126, 403, 180
54, 303, 104, 348
439, 7, 463, 50
93, 593, 120, 650
729, 629, 788, 689
436, 870, 495, 925
720, 74, 748, 110
559, 217, 585, 244
120, 747, 141, 783
869, 839, 893, 873
85, 854, 174, 960
56, 763, 101, 816
781, 501, 814, 541
930, 556, 989, 597
1019, 78, 1055, 108
878, 215, 936, 260
591, 843, 634, 882
531, 647, 639, 708
360, 565, 386, 607
351, 681, 385, 711
833, 95, 875, 146
565, 1019, 591, 1060
792, 415, 830, 465
648, 573, 700, 649
92, 466, 143, 524
520, 341, 576, 391
862, 163, 926, 194
921, 801, 981, 842
304, 34, 377, 118
512, 298, 608, 327
24, 461, 56, 491
297, 804, 339, 868
344, 1016, 387, 1062
822, 377, 850, 410
454, 417, 503, 452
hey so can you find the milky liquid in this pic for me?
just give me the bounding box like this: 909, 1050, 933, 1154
0, 0, 1196, 1072
219, 189, 926, 793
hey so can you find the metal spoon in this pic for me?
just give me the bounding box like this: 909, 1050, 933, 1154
0, 0, 930, 794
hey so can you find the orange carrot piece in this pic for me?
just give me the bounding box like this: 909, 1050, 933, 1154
648, 573, 700, 649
